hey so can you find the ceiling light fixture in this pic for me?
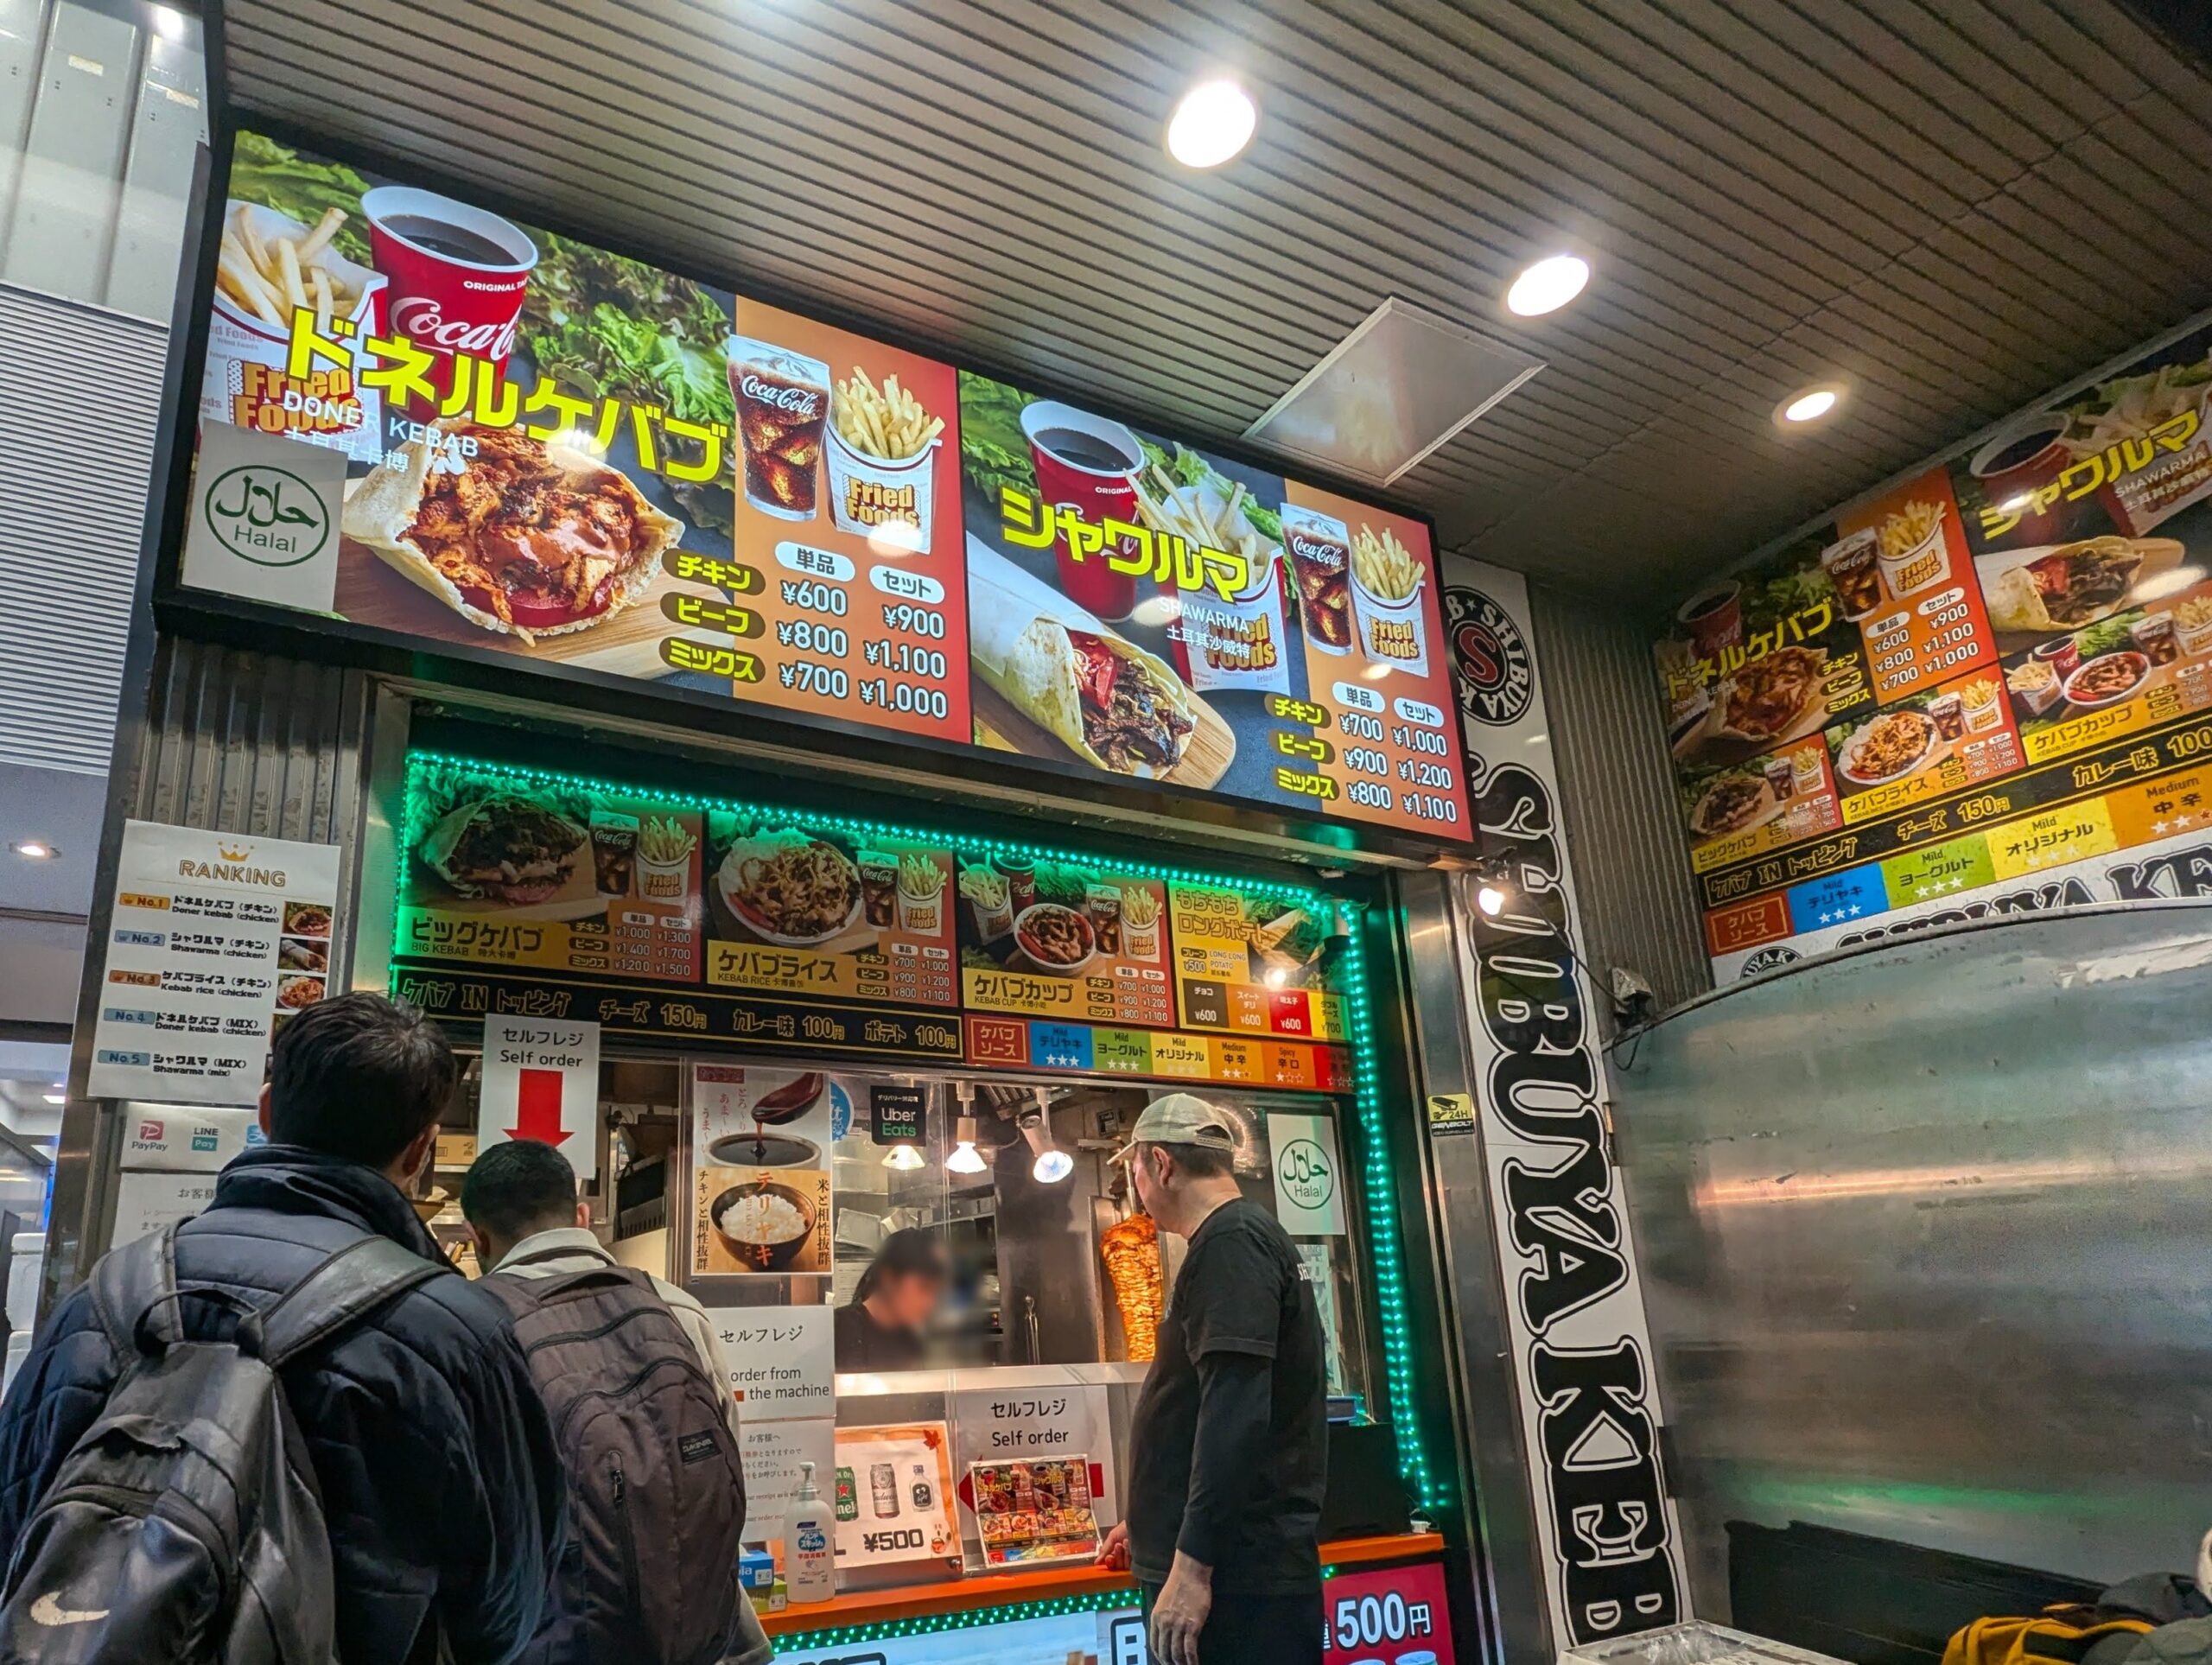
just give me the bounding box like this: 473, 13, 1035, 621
1020, 1090, 1072, 1184
1775, 382, 1846, 428
9, 841, 55, 860
42, 1092, 66, 1106
1166, 78, 1256, 169
881, 1142, 925, 1171
945, 1115, 986, 1175
1505, 254, 1590, 318
1476, 883, 1508, 917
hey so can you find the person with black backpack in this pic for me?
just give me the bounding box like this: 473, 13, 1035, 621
462, 1137, 756, 1665
0, 992, 564, 1664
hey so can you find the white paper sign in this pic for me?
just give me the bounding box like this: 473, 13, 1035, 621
950, 1381, 1117, 1531
739, 1417, 836, 1528
715, 1304, 834, 1420
1267, 1111, 1346, 1236
118, 1103, 263, 1172
181, 421, 346, 613
88, 822, 341, 1106
835, 1428, 958, 1568
478, 1014, 600, 1181
111, 1170, 222, 1244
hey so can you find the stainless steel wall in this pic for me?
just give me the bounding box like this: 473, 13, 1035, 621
48, 639, 367, 1299
1608, 905, 2212, 1610
1526, 582, 1709, 1014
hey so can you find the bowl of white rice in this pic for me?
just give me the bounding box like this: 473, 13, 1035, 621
709, 1179, 817, 1270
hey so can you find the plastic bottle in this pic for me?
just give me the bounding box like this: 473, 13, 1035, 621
785, 1460, 834, 1604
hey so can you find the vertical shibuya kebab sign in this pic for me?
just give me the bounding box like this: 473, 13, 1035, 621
1440, 556, 1685, 1646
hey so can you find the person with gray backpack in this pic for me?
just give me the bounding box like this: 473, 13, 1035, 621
462, 1137, 760, 1665
0, 993, 564, 1664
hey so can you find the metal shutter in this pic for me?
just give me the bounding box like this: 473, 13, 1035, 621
0, 283, 163, 773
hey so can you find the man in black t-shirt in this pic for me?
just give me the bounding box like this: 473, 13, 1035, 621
1100, 1094, 1327, 1665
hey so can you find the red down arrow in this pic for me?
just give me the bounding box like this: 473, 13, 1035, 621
505, 1067, 571, 1147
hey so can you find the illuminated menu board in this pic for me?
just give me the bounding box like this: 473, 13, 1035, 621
1656, 313, 2212, 977
388, 752, 1353, 1090
171, 130, 1470, 848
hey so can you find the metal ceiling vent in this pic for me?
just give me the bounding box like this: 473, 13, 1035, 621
1243, 296, 1544, 487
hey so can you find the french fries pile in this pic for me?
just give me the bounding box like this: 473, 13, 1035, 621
219, 205, 359, 333
1131, 465, 1272, 563
1878, 499, 1942, 558
834, 367, 944, 461
1351, 524, 1422, 601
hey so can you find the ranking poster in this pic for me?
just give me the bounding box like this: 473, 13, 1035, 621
88, 822, 340, 1105
1662, 315, 2212, 975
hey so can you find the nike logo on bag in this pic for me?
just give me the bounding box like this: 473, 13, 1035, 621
29, 1592, 108, 1626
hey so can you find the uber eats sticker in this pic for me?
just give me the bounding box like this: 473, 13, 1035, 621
181, 424, 345, 613
1267, 1111, 1345, 1235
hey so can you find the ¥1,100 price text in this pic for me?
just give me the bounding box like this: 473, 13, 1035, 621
862, 639, 949, 678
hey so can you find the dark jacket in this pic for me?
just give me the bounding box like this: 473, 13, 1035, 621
0, 1145, 565, 1665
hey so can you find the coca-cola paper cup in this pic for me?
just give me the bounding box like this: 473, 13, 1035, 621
361, 186, 538, 421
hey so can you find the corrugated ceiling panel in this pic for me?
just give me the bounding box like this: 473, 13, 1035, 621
220, 0, 2212, 596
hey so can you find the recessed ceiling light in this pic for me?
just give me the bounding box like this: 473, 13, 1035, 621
1505, 254, 1590, 317
41, 1093, 65, 1106
1166, 78, 1257, 169
1776, 382, 1846, 427
9, 841, 56, 860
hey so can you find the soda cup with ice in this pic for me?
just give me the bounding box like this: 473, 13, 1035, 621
728, 338, 832, 520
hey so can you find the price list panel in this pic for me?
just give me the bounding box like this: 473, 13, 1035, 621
956, 859, 1176, 1029
1835, 468, 1996, 704
715, 297, 971, 744
1168, 883, 1349, 1042
396, 796, 705, 987
706, 829, 958, 1012
1272, 486, 1471, 836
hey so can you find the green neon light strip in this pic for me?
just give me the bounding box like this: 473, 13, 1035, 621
398, 749, 1437, 1508
773, 1583, 1139, 1650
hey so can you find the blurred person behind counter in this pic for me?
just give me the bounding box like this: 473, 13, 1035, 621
834, 1227, 949, 1370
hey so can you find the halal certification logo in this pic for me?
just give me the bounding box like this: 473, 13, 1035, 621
1279, 1138, 1334, 1211
201, 465, 330, 568
1444, 585, 1534, 727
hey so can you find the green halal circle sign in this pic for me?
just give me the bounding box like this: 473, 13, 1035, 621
202, 464, 330, 568
1280, 1137, 1334, 1211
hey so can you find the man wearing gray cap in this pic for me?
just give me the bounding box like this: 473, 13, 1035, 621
1097, 1094, 1326, 1665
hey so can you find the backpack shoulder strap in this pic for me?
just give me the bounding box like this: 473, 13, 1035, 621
89, 1223, 181, 1359
252, 1236, 447, 1369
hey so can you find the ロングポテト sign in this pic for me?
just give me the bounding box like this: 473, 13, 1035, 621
177, 130, 1471, 848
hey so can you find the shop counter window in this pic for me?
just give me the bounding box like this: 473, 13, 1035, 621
664, 1059, 1381, 1593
